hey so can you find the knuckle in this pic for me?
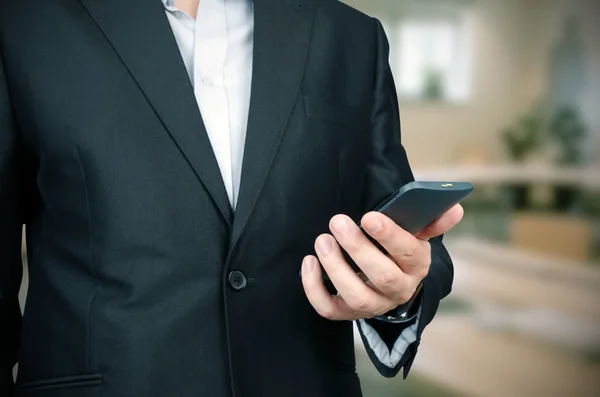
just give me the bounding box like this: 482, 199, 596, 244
375, 270, 399, 289
423, 241, 432, 255
398, 291, 413, 304
393, 282, 414, 303
348, 296, 372, 313
399, 243, 419, 262
342, 239, 361, 256
416, 266, 430, 280
316, 305, 336, 319
320, 261, 340, 277
321, 259, 337, 274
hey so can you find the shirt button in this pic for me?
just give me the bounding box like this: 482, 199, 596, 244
208, 11, 218, 23
228, 270, 247, 291
202, 76, 214, 87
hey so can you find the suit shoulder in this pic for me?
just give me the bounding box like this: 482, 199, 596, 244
309, 0, 378, 39
313, 0, 375, 24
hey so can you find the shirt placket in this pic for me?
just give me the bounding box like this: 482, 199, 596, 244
194, 0, 234, 207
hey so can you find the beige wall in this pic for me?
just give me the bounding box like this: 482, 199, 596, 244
343, 0, 600, 168
399, 0, 526, 168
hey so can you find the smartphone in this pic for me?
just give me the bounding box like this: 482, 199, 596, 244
321, 181, 474, 280
363, 181, 474, 235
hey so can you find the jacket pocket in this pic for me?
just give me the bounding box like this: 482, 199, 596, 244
302, 95, 371, 130
16, 373, 102, 393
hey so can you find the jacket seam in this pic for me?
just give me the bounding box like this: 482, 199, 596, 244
75, 146, 98, 372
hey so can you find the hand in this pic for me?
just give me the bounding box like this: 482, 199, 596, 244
301, 204, 464, 321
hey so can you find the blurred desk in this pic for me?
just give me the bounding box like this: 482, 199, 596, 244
414, 165, 599, 261
414, 165, 600, 190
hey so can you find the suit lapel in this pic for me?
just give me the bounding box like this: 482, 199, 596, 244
229, 0, 315, 251
79, 0, 233, 225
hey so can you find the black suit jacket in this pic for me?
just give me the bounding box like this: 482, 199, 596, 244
0, 0, 454, 396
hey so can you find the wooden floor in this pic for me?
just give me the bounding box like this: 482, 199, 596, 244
355, 237, 600, 397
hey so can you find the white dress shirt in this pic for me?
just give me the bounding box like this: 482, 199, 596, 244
163, 0, 253, 210
161, 0, 417, 370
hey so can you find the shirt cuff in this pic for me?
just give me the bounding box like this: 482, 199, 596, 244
357, 304, 421, 369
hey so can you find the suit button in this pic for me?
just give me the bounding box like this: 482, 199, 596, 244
228, 270, 247, 291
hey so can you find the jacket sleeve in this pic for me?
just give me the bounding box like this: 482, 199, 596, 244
0, 50, 25, 397
356, 17, 454, 379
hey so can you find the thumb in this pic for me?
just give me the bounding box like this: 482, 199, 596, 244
414, 204, 464, 240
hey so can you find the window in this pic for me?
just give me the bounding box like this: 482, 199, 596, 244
384, 8, 474, 103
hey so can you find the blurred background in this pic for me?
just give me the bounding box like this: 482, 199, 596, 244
341, 0, 600, 396
15, 0, 600, 396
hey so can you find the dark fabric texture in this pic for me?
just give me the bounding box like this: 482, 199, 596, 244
0, 0, 453, 396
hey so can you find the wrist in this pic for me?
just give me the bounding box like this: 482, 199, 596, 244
374, 281, 423, 323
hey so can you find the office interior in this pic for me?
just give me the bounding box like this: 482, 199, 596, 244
341, 0, 600, 396
16, 0, 600, 396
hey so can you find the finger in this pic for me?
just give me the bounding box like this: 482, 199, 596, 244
361, 212, 430, 278
315, 232, 394, 316
301, 255, 358, 320
328, 215, 411, 300
365, 279, 419, 305
415, 204, 464, 240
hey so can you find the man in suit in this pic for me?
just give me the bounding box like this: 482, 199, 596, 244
0, 0, 463, 396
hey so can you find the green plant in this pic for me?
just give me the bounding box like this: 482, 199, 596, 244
546, 106, 588, 212
549, 106, 587, 165
500, 110, 544, 211
422, 68, 445, 100
501, 112, 543, 162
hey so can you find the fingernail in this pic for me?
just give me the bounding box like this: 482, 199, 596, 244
317, 236, 333, 255
332, 217, 349, 235
302, 256, 315, 274
365, 217, 383, 234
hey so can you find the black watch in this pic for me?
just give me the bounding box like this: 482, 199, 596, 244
374, 282, 423, 323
